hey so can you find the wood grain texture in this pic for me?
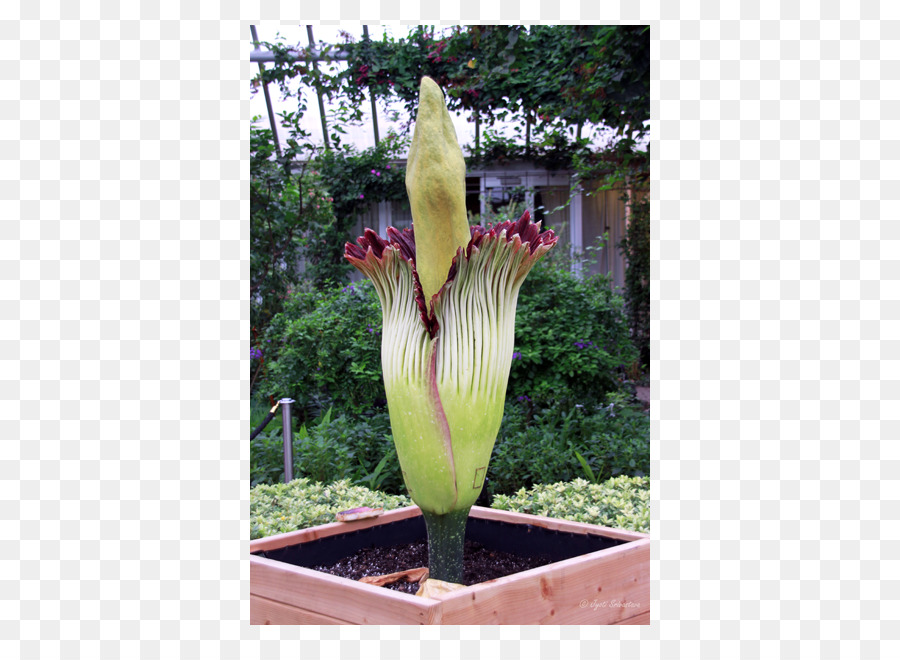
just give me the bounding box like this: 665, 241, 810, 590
251, 595, 350, 625
249, 505, 423, 553
469, 506, 649, 542
250, 506, 650, 625
436, 538, 650, 624
250, 554, 441, 625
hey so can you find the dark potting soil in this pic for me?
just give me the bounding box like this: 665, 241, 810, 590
311, 539, 554, 594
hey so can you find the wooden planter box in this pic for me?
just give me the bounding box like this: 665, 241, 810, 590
250, 505, 649, 625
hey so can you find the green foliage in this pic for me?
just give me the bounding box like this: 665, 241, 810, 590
315, 133, 409, 219
250, 426, 288, 488
250, 404, 406, 493
262, 280, 384, 418
465, 126, 587, 172
249, 475, 647, 539
491, 475, 650, 534
251, 114, 409, 306
250, 478, 412, 540
250, 392, 649, 499
574, 450, 599, 483
619, 194, 650, 369
293, 410, 404, 494
336, 26, 650, 136
250, 123, 319, 331
486, 399, 650, 498
250, 25, 650, 337
259, 259, 637, 415
303, 134, 411, 288
253, 26, 649, 173
509, 262, 637, 408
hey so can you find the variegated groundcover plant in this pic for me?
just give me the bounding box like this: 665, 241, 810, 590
345, 77, 557, 583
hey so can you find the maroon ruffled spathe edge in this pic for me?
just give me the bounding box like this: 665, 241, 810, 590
345, 225, 436, 336
345, 210, 556, 338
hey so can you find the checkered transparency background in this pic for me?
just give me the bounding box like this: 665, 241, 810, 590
0, 0, 897, 657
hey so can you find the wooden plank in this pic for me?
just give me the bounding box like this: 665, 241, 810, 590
250, 505, 649, 625
616, 610, 651, 625
251, 554, 441, 625
251, 594, 351, 625
250, 505, 422, 553
436, 537, 650, 625
470, 506, 648, 542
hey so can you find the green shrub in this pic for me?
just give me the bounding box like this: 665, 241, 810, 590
251, 398, 649, 497
293, 409, 405, 494
250, 478, 412, 540
491, 475, 650, 534
249, 476, 648, 540
509, 262, 637, 408
262, 280, 385, 418
250, 407, 406, 493
486, 398, 650, 497
251, 125, 342, 333
259, 258, 636, 417
251, 428, 288, 488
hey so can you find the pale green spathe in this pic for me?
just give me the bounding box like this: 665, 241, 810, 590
366, 231, 542, 515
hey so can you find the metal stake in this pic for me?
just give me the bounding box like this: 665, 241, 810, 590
363, 25, 380, 146
306, 25, 330, 149
280, 398, 295, 482
250, 25, 283, 160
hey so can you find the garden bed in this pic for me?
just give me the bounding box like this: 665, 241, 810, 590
250, 505, 649, 625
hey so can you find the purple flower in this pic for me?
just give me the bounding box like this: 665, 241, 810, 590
517, 395, 531, 403
250, 347, 263, 360
375, 171, 381, 177
359, 193, 365, 199
371, 169, 376, 174
574, 341, 595, 350
511, 351, 521, 360
386, 164, 391, 169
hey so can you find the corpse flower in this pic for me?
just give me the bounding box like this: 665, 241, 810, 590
345, 78, 557, 583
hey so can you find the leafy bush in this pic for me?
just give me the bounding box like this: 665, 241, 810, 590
251, 394, 649, 501
293, 409, 404, 494
486, 398, 650, 497
250, 478, 412, 540
260, 259, 636, 416
249, 475, 648, 539
251, 124, 340, 332
251, 406, 406, 493
509, 262, 637, 407
303, 134, 411, 289
262, 280, 384, 418
491, 476, 650, 534
251, 430, 286, 488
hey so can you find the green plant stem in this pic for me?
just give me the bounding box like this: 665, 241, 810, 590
421, 506, 471, 583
